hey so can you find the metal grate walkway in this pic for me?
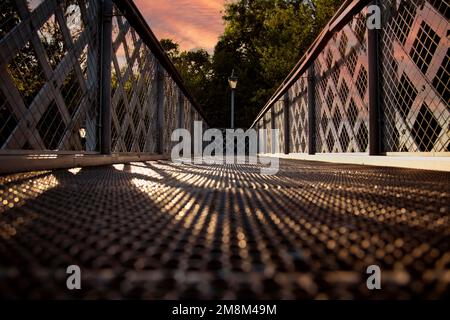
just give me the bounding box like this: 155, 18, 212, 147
0, 159, 449, 299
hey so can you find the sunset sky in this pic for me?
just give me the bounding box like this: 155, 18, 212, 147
134, 0, 226, 53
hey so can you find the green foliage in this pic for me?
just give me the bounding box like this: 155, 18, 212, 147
177, 49, 213, 102
160, 38, 180, 60
160, 38, 214, 118
312, 0, 345, 31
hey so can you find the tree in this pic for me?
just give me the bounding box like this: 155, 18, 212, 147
160, 38, 180, 61
161, 0, 344, 128
160, 40, 213, 117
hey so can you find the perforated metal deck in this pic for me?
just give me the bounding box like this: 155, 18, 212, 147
0, 159, 449, 299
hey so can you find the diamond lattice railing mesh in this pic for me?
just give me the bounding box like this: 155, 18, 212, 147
274, 100, 285, 153
380, 0, 449, 152
111, 7, 156, 153
256, 0, 449, 155
109, 2, 205, 154
288, 77, 309, 153
0, 0, 206, 154
313, 11, 369, 153
0, 0, 100, 151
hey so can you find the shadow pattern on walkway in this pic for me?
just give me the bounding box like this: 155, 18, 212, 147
0, 159, 449, 298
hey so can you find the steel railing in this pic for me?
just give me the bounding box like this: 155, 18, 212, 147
251, 0, 449, 155
0, 0, 208, 159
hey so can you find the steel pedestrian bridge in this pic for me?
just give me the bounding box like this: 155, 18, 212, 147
0, 0, 449, 299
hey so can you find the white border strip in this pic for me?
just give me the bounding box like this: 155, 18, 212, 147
261, 153, 450, 172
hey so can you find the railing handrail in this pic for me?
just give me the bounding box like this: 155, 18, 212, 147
114, 0, 210, 126
250, 0, 372, 129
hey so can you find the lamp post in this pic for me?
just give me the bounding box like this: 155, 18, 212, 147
228, 69, 238, 129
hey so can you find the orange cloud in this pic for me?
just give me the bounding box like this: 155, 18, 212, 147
134, 0, 226, 52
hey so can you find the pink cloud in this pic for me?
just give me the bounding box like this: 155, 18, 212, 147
134, 0, 226, 52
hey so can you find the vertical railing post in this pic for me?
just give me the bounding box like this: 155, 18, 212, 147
368, 0, 381, 155
99, 0, 113, 154
263, 119, 268, 154
307, 64, 316, 155
256, 123, 260, 154
283, 91, 290, 154
156, 62, 165, 154
256, 123, 264, 154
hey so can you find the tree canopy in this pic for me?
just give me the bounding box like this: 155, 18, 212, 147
162, 0, 344, 128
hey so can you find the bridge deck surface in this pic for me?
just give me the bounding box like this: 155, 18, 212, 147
0, 159, 449, 298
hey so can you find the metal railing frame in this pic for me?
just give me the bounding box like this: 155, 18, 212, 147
0, 0, 209, 174
251, 0, 372, 129
251, 0, 449, 158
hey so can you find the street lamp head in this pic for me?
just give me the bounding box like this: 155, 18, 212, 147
79, 127, 86, 139
228, 69, 238, 89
